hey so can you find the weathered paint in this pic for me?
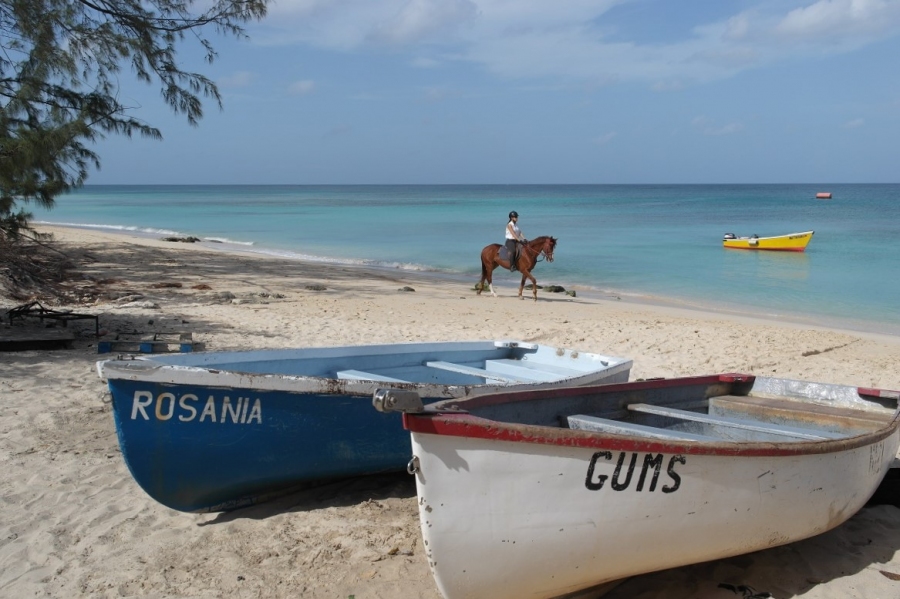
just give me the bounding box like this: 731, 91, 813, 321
403, 374, 900, 599
100, 340, 633, 512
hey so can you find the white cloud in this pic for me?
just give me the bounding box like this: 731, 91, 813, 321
411, 56, 441, 68
255, 1, 900, 86
218, 71, 254, 88
708, 123, 744, 136
289, 80, 317, 95
422, 86, 457, 102
369, 0, 478, 44
843, 118, 865, 128
776, 0, 900, 39
692, 116, 744, 136
651, 80, 685, 93
593, 132, 617, 145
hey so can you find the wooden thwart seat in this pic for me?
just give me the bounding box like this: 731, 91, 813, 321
712, 394, 894, 426
336, 369, 410, 383
424, 361, 537, 383
627, 403, 842, 440
484, 359, 583, 382
567, 414, 717, 442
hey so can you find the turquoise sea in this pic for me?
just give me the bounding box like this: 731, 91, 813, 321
31, 184, 900, 335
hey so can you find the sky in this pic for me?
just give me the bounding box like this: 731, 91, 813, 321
90, 0, 900, 184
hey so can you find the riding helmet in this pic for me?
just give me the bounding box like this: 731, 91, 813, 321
509, 211, 518, 219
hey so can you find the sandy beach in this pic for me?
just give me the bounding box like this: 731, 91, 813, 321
2, 224, 900, 599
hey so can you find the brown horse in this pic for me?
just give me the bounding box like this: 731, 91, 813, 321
477, 236, 557, 301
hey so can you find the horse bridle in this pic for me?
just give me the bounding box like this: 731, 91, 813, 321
523, 239, 553, 263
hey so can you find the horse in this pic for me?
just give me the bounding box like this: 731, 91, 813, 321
477, 236, 557, 301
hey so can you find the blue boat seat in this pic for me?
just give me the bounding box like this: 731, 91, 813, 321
424, 361, 535, 383
484, 359, 583, 382
626, 403, 843, 440
335, 369, 410, 383
567, 414, 718, 441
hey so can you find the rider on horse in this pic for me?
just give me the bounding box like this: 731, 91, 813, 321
505, 211, 526, 271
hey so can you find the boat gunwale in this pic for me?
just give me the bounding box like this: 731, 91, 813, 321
402, 374, 900, 458
97, 362, 634, 398
724, 230, 814, 243
97, 345, 634, 398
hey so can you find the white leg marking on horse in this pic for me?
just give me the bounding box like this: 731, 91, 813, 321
490, 284, 497, 297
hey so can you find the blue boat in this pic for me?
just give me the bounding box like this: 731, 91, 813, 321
97, 340, 632, 512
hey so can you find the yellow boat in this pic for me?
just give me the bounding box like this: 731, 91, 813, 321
722, 230, 814, 252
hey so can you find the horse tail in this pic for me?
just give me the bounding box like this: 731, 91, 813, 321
480, 247, 491, 279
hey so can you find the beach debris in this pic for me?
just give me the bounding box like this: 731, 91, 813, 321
801, 341, 857, 357
305, 284, 327, 291
717, 583, 774, 598
118, 300, 160, 309
545, 285, 566, 293
198, 291, 235, 304
110, 292, 144, 302
149, 282, 183, 289
5, 300, 100, 337
398, 286, 415, 292
98, 332, 196, 354
565, 290, 576, 297
191, 284, 212, 290
880, 570, 900, 581
161, 236, 201, 243
0, 327, 76, 351
257, 292, 285, 299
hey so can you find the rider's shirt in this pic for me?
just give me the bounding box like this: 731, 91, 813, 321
506, 221, 523, 241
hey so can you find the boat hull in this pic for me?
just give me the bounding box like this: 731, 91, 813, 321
401, 375, 899, 599
99, 341, 632, 512
723, 230, 813, 251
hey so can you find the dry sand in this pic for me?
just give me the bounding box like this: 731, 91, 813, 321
1, 225, 899, 598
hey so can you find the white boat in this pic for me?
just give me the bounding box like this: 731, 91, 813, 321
375, 374, 900, 599
97, 340, 631, 512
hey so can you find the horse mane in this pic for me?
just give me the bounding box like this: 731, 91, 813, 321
529, 235, 557, 246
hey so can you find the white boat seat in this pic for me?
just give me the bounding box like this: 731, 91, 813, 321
484, 359, 584, 382
626, 403, 843, 440
335, 369, 410, 383
567, 414, 718, 442
424, 361, 536, 383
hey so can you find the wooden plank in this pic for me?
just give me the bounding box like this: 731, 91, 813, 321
485, 359, 583, 381
336, 369, 410, 383
424, 361, 534, 383
97, 332, 194, 354
627, 403, 841, 440
0, 328, 75, 351
567, 414, 717, 441
712, 394, 893, 426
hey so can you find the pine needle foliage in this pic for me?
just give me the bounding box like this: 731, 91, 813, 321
0, 0, 268, 239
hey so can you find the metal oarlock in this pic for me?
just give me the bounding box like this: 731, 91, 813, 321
372, 388, 425, 413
